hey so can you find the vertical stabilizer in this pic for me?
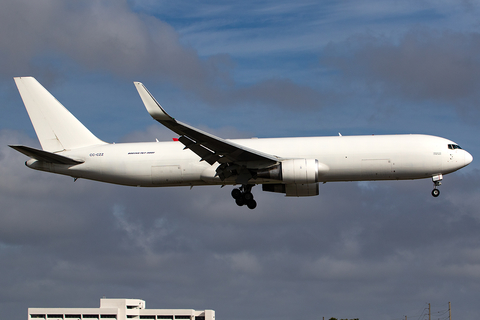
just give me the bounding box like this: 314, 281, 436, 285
14, 77, 106, 152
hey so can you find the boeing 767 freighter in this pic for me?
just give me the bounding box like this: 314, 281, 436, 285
10, 77, 473, 209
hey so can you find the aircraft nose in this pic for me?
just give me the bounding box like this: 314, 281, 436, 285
465, 151, 473, 166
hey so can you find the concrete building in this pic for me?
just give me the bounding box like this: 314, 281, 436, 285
28, 298, 215, 320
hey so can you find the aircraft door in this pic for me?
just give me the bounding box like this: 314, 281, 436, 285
360, 159, 393, 179
151, 165, 183, 185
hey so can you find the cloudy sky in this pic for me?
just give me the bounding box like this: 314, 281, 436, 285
1, 0, 480, 319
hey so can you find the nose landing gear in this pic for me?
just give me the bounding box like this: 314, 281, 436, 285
231, 184, 257, 209
431, 174, 443, 197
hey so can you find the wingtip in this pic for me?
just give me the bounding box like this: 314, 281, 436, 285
14, 76, 35, 81
134, 82, 173, 122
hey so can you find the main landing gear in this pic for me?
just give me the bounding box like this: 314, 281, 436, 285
231, 185, 257, 209
431, 174, 443, 197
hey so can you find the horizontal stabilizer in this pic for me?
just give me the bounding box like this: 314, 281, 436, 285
9, 145, 84, 165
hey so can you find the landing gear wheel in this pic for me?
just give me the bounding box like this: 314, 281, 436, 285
431, 175, 442, 198
246, 199, 257, 210
231, 188, 242, 199
235, 197, 245, 206
231, 184, 257, 209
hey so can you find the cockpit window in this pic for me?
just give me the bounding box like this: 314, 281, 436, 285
448, 144, 462, 150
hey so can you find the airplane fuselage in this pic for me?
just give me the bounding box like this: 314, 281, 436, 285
27, 134, 472, 187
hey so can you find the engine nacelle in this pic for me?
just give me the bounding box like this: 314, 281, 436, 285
257, 158, 323, 184
259, 159, 327, 197
281, 158, 318, 184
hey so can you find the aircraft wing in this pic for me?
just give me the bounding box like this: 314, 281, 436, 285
134, 82, 280, 170
9, 145, 84, 165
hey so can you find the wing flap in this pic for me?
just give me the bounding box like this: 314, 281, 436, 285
9, 145, 84, 165
178, 136, 221, 165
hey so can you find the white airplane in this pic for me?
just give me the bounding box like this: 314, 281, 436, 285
10, 77, 473, 209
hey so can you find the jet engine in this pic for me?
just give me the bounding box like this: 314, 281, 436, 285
258, 159, 328, 196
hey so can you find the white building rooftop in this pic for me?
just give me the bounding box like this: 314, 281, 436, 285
28, 298, 214, 320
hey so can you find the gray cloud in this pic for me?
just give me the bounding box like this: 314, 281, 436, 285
0, 0, 323, 112
0, 0, 232, 91
233, 78, 325, 110
321, 29, 480, 121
